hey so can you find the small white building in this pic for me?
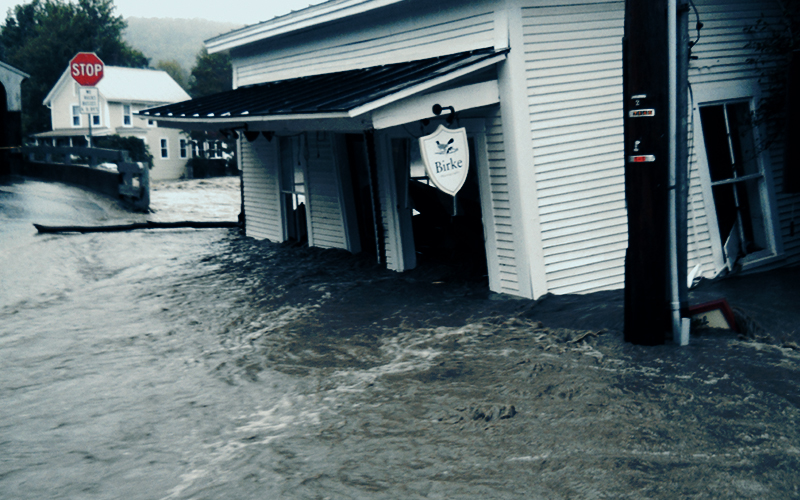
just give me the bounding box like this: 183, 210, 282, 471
144, 0, 800, 299
37, 66, 192, 180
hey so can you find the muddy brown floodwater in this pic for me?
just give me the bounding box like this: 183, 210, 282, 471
1, 177, 799, 499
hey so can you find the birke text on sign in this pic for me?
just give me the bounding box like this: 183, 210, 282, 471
419, 124, 469, 196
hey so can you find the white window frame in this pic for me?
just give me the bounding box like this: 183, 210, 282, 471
92, 114, 101, 126
179, 139, 188, 159
691, 80, 783, 274
71, 105, 81, 127
160, 138, 169, 159
122, 104, 133, 127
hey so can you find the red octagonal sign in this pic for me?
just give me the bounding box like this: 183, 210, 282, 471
70, 52, 104, 87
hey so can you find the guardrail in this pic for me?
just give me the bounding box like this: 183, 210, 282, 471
21, 145, 149, 211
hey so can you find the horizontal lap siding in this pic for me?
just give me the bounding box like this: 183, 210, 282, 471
487, 109, 521, 294
523, 1, 626, 295
306, 133, 348, 250
241, 138, 282, 241
233, 1, 497, 86
688, 0, 780, 84
686, 121, 717, 277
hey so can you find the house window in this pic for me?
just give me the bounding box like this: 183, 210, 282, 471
180, 139, 188, 159
148, 119, 157, 127
71, 105, 81, 127
123, 104, 132, 126
92, 114, 101, 126
160, 138, 168, 158
699, 99, 776, 269
280, 136, 308, 242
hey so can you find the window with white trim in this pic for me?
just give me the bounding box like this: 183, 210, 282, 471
694, 88, 782, 272
160, 138, 169, 159
123, 104, 132, 127
71, 105, 81, 127
92, 114, 101, 126
280, 136, 308, 242
180, 139, 188, 159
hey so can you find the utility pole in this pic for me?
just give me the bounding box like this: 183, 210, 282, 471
623, 0, 671, 345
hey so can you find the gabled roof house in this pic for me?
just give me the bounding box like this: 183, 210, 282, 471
143, 0, 800, 299
38, 66, 192, 180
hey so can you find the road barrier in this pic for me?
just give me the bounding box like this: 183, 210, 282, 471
19, 145, 149, 211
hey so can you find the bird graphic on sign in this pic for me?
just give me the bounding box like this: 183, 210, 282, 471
435, 138, 457, 155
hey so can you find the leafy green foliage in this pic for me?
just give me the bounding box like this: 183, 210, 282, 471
155, 59, 189, 92
188, 47, 231, 98
745, 1, 800, 139
94, 134, 153, 166
0, 0, 148, 135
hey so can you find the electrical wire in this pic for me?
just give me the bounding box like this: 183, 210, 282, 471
687, 0, 703, 56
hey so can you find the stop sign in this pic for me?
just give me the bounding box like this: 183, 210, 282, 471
70, 52, 104, 87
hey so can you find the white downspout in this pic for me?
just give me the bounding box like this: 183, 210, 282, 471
668, 0, 690, 345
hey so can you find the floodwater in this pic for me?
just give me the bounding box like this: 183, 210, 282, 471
2, 177, 800, 499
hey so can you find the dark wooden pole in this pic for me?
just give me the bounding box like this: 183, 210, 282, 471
623, 0, 671, 344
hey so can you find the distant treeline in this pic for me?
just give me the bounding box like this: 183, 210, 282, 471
123, 17, 243, 75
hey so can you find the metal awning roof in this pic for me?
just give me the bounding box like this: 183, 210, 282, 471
140, 48, 507, 127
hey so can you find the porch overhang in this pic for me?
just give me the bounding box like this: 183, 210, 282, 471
140, 48, 506, 133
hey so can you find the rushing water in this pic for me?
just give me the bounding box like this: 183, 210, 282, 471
0, 178, 513, 499
3, 178, 800, 499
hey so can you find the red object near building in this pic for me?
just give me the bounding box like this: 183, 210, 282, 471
69, 52, 104, 87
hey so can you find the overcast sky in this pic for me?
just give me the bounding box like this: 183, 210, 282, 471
0, 0, 323, 26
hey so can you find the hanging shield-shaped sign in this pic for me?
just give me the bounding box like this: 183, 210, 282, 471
419, 124, 469, 196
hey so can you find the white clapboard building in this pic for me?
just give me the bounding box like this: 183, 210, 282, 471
38, 66, 192, 180
142, 0, 799, 299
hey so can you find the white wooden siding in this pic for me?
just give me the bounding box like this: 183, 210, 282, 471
241, 137, 282, 241
486, 109, 522, 295
686, 0, 797, 275
305, 132, 349, 250
231, 0, 498, 86
688, 0, 781, 84
523, 0, 627, 295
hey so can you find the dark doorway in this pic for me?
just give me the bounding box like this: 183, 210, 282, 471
406, 137, 487, 278
345, 134, 378, 257
1, 84, 9, 176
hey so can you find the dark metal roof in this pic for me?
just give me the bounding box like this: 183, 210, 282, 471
141, 48, 507, 120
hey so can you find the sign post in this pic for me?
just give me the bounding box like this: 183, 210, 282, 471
79, 87, 99, 146
70, 53, 104, 150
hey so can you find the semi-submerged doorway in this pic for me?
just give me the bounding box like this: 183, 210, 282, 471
389, 132, 489, 281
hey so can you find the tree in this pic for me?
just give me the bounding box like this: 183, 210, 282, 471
0, 0, 148, 134
186, 47, 235, 176
155, 59, 189, 93
188, 47, 231, 98
745, 0, 800, 191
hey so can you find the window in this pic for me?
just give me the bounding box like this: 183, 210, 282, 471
179, 139, 188, 159
695, 87, 781, 271
71, 105, 81, 127
92, 114, 101, 126
148, 119, 157, 127
123, 104, 132, 126
280, 136, 308, 242
160, 138, 168, 159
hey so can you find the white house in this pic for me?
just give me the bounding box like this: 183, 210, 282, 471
37, 66, 192, 180
142, 0, 800, 300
